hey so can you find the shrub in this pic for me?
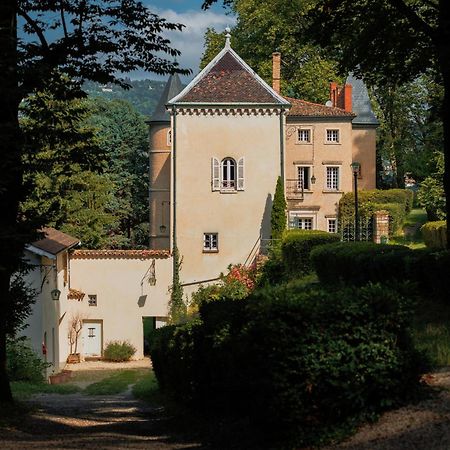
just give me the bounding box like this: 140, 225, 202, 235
7, 337, 49, 383
281, 230, 340, 276
310, 242, 413, 286
103, 340, 136, 362
339, 189, 411, 237
421, 221, 447, 249
150, 283, 425, 448
271, 176, 287, 239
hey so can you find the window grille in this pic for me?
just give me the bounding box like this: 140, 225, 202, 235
326, 167, 339, 190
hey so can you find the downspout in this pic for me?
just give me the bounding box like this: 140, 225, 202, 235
279, 107, 285, 185
171, 106, 177, 279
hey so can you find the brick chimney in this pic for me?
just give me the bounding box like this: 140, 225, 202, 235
272, 52, 281, 94
329, 82, 352, 112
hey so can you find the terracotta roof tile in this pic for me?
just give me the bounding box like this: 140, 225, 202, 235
71, 250, 170, 260
177, 51, 283, 104
68, 288, 85, 301
285, 97, 355, 118
31, 228, 80, 255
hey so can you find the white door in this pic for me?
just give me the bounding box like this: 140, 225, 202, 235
82, 322, 102, 357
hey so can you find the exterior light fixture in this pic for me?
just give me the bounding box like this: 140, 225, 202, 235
350, 162, 361, 241
51, 288, 61, 301
310, 174, 316, 184
159, 224, 167, 233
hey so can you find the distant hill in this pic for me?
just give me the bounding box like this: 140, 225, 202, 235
83, 78, 168, 117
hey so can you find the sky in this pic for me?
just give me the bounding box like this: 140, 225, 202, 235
136, 0, 236, 82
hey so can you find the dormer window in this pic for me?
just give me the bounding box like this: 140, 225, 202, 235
211, 157, 245, 192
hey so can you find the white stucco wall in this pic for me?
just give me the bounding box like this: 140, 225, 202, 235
173, 110, 283, 294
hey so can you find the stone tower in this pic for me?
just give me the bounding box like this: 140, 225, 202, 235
148, 74, 183, 250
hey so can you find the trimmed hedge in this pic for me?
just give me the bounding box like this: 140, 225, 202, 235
281, 230, 340, 276
150, 283, 424, 448
421, 221, 447, 249
339, 189, 413, 236
310, 242, 449, 300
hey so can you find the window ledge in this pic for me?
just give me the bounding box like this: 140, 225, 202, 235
322, 190, 343, 194
203, 250, 219, 254
295, 142, 313, 145
324, 142, 341, 145
220, 190, 239, 194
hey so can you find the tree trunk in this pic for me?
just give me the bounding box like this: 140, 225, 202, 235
0, 0, 21, 403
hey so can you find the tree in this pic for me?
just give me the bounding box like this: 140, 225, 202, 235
305, 0, 450, 247
200, 0, 342, 103
271, 176, 287, 239
0, 0, 189, 402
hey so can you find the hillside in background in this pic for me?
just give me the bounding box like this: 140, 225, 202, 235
83, 78, 169, 117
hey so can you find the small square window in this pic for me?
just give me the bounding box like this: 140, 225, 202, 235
203, 233, 218, 252
297, 129, 311, 143
327, 218, 337, 233
326, 129, 340, 143
88, 295, 97, 307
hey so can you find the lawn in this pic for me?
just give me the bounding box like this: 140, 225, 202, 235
390, 208, 428, 249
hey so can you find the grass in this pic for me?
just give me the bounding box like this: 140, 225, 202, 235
11, 381, 81, 399
132, 371, 163, 403
84, 369, 148, 395
412, 297, 450, 367
390, 208, 428, 249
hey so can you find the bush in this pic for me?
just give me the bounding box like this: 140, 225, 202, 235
281, 230, 340, 277
103, 340, 136, 362
421, 221, 447, 249
339, 189, 412, 237
7, 337, 49, 383
310, 242, 413, 286
150, 283, 425, 447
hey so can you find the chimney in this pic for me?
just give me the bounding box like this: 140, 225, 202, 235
329, 82, 338, 107
272, 52, 281, 94
342, 83, 352, 112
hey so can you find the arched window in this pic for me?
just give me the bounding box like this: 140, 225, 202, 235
221, 157, 236, 189
211, 156, 245, 192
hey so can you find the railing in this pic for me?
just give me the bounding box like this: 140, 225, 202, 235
285, 179, 304, 200
244, 236, 281, 267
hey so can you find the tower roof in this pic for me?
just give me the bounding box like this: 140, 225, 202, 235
169, 40, 290, 106
346, 74, 379, 126
150, 73, 184, 123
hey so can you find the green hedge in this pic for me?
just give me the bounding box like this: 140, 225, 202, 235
150, 283, 424, 447
281, 230, 340, 277
310, 242, 449, 300
421, 221, 447, 249
339, 189, 412, 237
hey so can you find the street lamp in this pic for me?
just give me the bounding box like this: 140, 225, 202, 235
350, 162, 361, 241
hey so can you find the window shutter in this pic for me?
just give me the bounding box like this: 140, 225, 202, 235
211, 157, 220, 191
237, 157, 245, 191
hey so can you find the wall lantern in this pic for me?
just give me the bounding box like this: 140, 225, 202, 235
159, 224, 167, 233
51, 288, 61, 301
310, 174, 316, 184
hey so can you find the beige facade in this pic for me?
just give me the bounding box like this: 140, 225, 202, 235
173, 110, 284, 289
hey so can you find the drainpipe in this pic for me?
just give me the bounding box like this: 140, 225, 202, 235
171, 106, 177, 278
279, 108, 285, 186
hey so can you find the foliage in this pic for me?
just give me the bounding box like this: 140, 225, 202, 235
103, 341, 136, 362
339, 189, 412, 236
86, 98, 150, 248
281, 229, 340, 277
11, 381, 80, 398
417, 151, 446, 221
200, 0, 342, 103
151, 282, 425, 447
190, 264, 255, 313
421, 221, 447, 250
169, 247, 187, 324
6, 337, 48, 383
270, 176, 286, 239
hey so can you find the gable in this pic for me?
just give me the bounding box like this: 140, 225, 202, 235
170, 48, 289, 105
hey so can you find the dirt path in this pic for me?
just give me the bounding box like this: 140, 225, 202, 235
1, 362, 204, 449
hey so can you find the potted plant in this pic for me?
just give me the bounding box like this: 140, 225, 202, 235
67, 313, 84, 363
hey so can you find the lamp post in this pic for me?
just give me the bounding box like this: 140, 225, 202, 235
350, 162, 360, 241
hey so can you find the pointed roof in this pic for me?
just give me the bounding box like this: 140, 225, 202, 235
169, 43, 290, 106
150, 74, 184, 123
346, 74, 379, 126
286, 97, 355, 118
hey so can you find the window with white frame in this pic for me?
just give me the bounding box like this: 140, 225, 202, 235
297, 166, 311, 190
326, 166, 340, 190
326, 129, 340, 143
203, 233, 218, 252
211, 157, 245, 192
297, 128, 311, 143
292, 217, 313, 230
327, 218, 338, 233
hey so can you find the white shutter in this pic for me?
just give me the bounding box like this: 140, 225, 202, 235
237, 157, 245, 191
211, 157, 220, 191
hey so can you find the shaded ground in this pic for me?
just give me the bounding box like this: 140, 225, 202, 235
1, 360, 205, 449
